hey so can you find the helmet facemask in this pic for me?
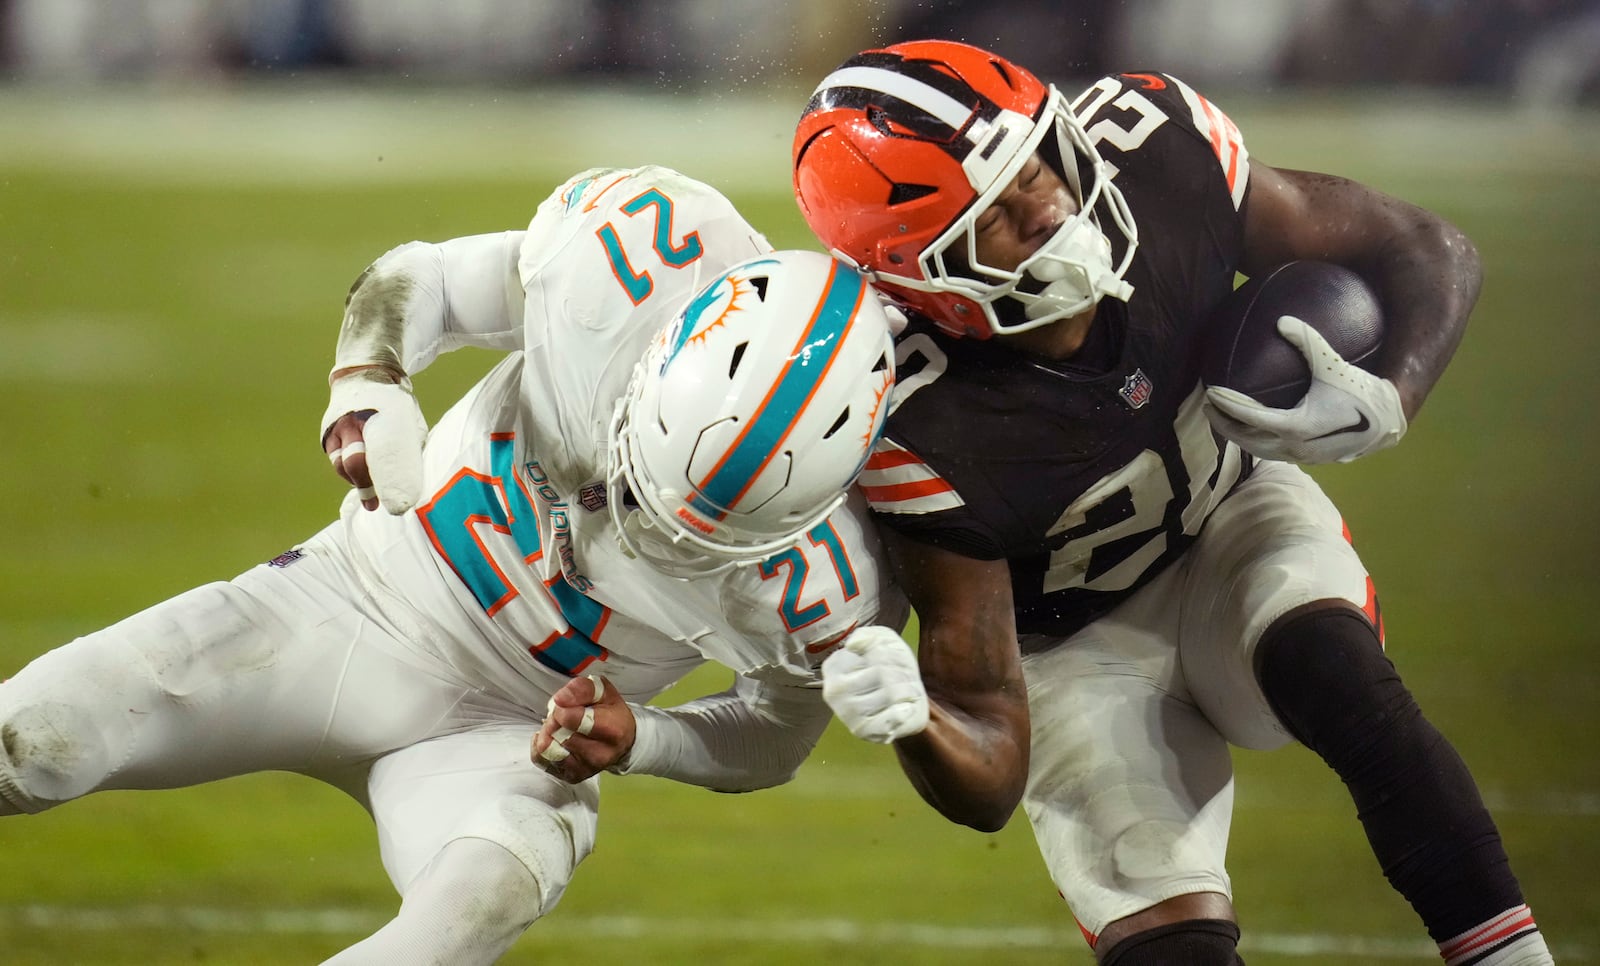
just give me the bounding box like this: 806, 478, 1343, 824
909, 87, 1139, 336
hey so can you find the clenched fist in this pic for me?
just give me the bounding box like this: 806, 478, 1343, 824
821, 626, 928, 744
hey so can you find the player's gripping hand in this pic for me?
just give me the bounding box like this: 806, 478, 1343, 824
821, 626, 929, 744
1205, 315, 1408, 464
532, 675, 635, 784
320, 366, 428, 513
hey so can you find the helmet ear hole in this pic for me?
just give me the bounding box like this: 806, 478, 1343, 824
888, 182, 938, 205
823, 408, 850, 439
989, 56, 1018, 89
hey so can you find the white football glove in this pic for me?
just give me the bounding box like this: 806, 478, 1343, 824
320, 369, 428, 514
1205, 315, 1407, 464
821, 626, 929, 744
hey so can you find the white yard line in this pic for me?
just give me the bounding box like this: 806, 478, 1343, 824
1, 905, 1591, 960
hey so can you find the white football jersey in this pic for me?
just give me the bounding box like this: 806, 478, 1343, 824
339, 166, 902, 706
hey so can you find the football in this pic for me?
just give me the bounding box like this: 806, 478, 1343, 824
1201, 261, 1385, 408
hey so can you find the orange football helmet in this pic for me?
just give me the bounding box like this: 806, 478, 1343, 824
793, 40, 1137, 339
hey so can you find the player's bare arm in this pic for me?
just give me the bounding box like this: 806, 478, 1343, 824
1240, 163, 1483, 421
882, 527, 1029, 833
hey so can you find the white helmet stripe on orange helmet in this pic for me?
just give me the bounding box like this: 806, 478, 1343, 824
812, 65, 987, 144
691, 260, 866, 518
807, 64, 1033, 195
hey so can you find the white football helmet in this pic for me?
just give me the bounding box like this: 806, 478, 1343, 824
608, 249, 896, 576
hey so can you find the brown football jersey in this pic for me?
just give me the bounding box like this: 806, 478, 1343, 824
862, 72, 1258, 636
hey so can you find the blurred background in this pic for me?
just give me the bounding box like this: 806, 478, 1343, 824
1, 1, 1597, 964
1, 0, 1599, 107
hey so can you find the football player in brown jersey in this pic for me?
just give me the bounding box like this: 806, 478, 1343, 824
794, 40, 1552, 966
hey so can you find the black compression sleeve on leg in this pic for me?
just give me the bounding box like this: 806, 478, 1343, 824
1255, 608, 1525, 941
1099, 919, 1243, 965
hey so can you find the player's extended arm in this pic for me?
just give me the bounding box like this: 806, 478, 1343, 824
321, 232, 527, 512
531, 673, 831, 794
877, 527, 1029, 833
1240, 163, 1483, 423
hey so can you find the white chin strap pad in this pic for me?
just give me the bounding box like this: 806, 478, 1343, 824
1024, 221, 1132, 321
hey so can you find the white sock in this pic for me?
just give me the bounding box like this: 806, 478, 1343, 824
321, 837, 543, 966
1439, 905, 1554, 966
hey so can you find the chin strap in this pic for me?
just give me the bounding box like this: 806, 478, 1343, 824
1016, 218, 1134, 325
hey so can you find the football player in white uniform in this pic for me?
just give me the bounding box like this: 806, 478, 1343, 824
793, 41, 1552, 966
0, 165, 1023, 964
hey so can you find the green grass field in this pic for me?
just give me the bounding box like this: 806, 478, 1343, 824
1, 83, 1596, 964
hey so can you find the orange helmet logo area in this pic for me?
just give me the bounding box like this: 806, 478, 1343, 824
793, 40, 1051, 339
673, 504, 717, 535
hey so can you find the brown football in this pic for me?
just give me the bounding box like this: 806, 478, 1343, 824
1202, 261, 1385, 409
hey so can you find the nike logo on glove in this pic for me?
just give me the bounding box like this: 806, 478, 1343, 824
1309, 412, 1371, 440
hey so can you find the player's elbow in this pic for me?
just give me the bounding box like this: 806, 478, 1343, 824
968, 751, 1029, 832
954, 696, 1031, 831
961, 790, 1023, 834
709, 730, 815, 794
932, 773, 1025, 833
1407, 213, 1483, 308
1447, 224, 1483, 304
903, 719, 1030, 832
707, 763, 801, 795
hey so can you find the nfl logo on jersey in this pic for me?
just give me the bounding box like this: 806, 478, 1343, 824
1119, 368, 1154, 409
267, 548, 305, 568
579, 482, 607, 512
